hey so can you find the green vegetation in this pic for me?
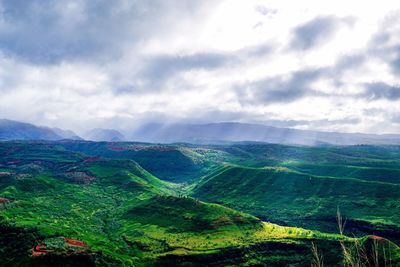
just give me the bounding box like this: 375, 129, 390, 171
1, 141, 400, 266
59, 141, 228, 183
192, 165, 400, 241
188, 144, 400, 242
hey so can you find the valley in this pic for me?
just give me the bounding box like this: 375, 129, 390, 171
2, 0, 399, 265
0, 141, 400, 266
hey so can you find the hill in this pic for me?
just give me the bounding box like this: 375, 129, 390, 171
58, 141, 229, 183
1, 119, 400, 146
0, 141, 364, 266
192, 164, 400, 244
2, 141, 400, 265
84, 128, 126, 142
51, 127, 82, 140
0, 119, 81, 141
58, 141, 400, 186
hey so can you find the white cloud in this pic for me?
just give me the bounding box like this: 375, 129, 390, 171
0, 0, 399, 134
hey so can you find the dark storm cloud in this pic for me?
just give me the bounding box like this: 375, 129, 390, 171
391, 114, 400, 124
367, 12, 400, 76
0, 0, 209, 64
250, 118, 360, 128
369, 38, 400, 75
235, 51, 373, 106
0, 0, 112, 63
141, 44, 273, 80
362, 82, 400, 101
333, 54, 366, 74
112, 44, 274, 94
110, 52, 233, 94
364, 108, 400, 126
238, 68, 326, 104
0, 0, 94, 63
389, 46, 400, 74
140, 53, 231, 84
235, 55, 400, 106
290, 16, 353, 50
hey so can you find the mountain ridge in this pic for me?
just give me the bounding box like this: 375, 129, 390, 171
1, 119, 399, 145
131, 122, 400, 145
84, 128, 126, 142
0, 119, 82, 141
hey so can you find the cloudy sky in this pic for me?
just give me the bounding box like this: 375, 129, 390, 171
0, 0, 399, 134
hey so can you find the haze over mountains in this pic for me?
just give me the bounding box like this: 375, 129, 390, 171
132, 122, 400, 146
0, 119, 82, 141
84, 128, 126, 142
0, 119, 399, 145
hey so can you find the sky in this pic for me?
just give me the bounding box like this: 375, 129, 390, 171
0, 0, 399, 134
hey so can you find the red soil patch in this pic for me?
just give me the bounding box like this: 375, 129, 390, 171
146, 146, 176, 151
108, 144, 177, 152
64, 238, 87, 247
32, 238, 88, 257
32, 251, 45, 256
233, 215, 247, 223
107, 144, 142, 151
129, 145, 146, 151
65, 172, 96, 183
211, 216, 232, 228
0, 197, 10, 204
0, 172, 14, 177
370, 235, 384, 240
107, 144, 127, 151
108, 146, 126, 151
32, 244, 52, 256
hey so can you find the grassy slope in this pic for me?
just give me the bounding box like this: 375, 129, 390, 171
192, 164, 400, 241
46, 142, 400, 240
0, 142, 355, 266
59, 141, 229, 183
191, 144, 400, 234
281, 163, 400, 184
58, 142, 400, 185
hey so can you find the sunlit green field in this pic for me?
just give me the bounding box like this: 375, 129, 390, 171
1, 141, 400, 266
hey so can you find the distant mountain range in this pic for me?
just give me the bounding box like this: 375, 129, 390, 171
84, 128, 126, 142
0, 120, 126, 142
131, 122, 400, 145
1, 119, 399, 145
0, 119, 81, 141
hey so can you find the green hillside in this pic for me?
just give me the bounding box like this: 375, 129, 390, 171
1, 141, 400, 266
221, 144, 400, 168
0, 142, 361, 266
189, 144, 400, 242
59, 141, 229, 183
192, 165, 400, 242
